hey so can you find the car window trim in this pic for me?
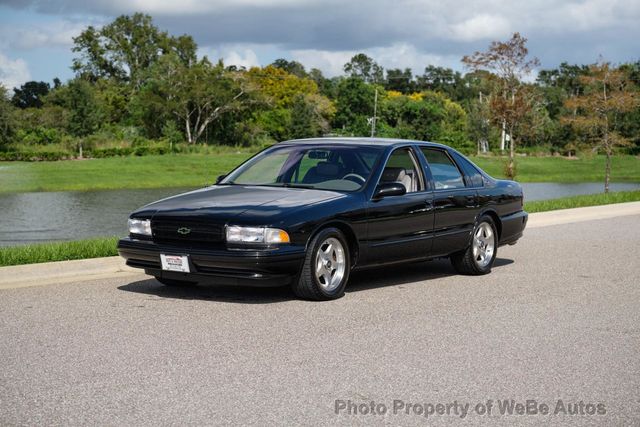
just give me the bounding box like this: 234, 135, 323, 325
371, 145, 428, 197
450, 151, 485, 189
419, 147, 468, 191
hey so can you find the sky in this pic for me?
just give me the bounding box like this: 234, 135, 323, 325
0, 0, 639, 90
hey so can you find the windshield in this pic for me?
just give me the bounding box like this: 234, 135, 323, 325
222, 144, 384, 191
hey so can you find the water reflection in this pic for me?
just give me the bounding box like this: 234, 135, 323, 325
0, 188, 194, 246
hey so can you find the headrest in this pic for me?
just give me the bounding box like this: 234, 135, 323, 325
316, 162, 340, 176
381, 167, 405, 182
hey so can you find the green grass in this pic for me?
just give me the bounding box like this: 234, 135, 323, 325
1, 152, 639, 194
470, 155, 640, 183
0, 237, 119, 267
525, 190, 640, 213
0, 152, 251, 193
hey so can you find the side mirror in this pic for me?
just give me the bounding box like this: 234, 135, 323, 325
373, 182, 406, 199
215, 174, 226, 184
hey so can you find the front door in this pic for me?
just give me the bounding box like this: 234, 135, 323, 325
365, 147, 435, 265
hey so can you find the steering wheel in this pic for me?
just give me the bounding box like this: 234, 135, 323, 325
342, 173, 366, 185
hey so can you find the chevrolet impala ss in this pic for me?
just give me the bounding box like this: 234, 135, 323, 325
118, 138, 527, 300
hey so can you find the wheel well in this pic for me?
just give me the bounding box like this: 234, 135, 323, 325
483, 210, 502, 240
310, 222, 359, 267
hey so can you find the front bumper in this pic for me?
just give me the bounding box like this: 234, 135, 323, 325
117, 238, 306, 287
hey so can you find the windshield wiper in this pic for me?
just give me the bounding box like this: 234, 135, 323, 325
261, 183, 315, 189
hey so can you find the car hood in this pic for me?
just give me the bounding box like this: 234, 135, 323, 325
133, 185, 345, 223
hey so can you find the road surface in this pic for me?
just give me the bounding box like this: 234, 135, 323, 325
1, 216, 639, 425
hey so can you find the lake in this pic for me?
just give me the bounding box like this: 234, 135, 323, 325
1, 182, 639, 246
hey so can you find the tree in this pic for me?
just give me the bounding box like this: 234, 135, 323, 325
271, 59, 307, 78
72, 13, 197, 89
140, 55, 250, 144
333, 76, 377, 135
66, 79, 102, 137
385, 68, 414, 93
563, 61, 638, 192
462, 33, 540, 178
379, 91, 471, 151
344, 53, 384, 84
12, 81, 50, 109
248, 65, 318, 108
0, 86, 15, 148
247, 66, 333, 141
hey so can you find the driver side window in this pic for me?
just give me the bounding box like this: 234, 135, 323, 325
379, 148, 424, 193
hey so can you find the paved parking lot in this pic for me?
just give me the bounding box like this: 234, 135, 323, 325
1, 216, 639, 425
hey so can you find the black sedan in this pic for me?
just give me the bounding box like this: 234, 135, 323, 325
118, 138, 527, 300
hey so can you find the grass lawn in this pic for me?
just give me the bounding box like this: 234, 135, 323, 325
470, 155, 640, 183
1, 152, 639, 194
0, 237, 119, 267
0, 153, 251, 193
525, 190, 640, 213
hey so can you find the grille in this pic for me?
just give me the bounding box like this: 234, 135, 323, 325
151, 219, 224, 244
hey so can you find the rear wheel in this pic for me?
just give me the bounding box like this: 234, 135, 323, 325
451, 215, 497, 275
154, 277, 195, 287
292, 227, 350, 300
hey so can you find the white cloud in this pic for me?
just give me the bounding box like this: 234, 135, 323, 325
0, 52, 31, 90
0, 20, 90, 50
109, 0, 321, 14
199, 45, 261, 69
290, 49, 354, 76
292, 43, 460, 77
449, 13, 512, 42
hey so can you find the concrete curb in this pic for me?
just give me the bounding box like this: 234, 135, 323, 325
0, 257, 143, 290
526, 201, 640, 228
1, 201, 639, 290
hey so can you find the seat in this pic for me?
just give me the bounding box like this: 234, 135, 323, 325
302, 161, 343, 184
381, 167, 415, 192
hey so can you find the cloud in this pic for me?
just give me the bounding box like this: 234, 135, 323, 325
199, 44, 261, 69
0, 52, 31, 90
0, 20, 88, 50
449, 14, 512, 42
1, 0, 639, 80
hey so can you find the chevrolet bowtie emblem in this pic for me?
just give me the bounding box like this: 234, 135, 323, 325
177, 227, 191, 235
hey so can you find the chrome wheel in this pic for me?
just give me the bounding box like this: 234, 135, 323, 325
473, 222, 495, 268
314, 237, 346, 292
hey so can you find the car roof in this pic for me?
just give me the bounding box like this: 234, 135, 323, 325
279, 137, 450, 150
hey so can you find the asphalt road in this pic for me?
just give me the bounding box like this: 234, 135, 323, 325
1, 216, 639, 426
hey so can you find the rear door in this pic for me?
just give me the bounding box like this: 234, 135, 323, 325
364, 146, 435, 265
419, 147, 479, 257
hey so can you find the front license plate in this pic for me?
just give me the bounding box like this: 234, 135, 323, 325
160, 254, 190, 273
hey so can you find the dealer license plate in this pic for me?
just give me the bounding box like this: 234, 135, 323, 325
160, 254, 190, 273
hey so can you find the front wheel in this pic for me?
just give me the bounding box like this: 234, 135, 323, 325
292, 228, 350, 300
451, 215, 498, 275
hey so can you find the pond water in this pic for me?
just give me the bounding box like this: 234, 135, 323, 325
1, 182, 639, 246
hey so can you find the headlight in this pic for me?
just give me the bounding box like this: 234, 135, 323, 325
128, 218, 152, 236
226, 226, 290, 244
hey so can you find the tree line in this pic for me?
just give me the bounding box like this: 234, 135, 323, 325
0, 13, 638, 183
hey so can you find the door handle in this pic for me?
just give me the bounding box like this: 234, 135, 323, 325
425, 200, 434, 211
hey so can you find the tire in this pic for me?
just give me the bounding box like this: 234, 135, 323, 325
451, 215, 498, 275
292, 227, 351, 300
154, 277, 195, 287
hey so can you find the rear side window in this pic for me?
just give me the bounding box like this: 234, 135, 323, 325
420, 148, 466, 190
452, 152, 484, 187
